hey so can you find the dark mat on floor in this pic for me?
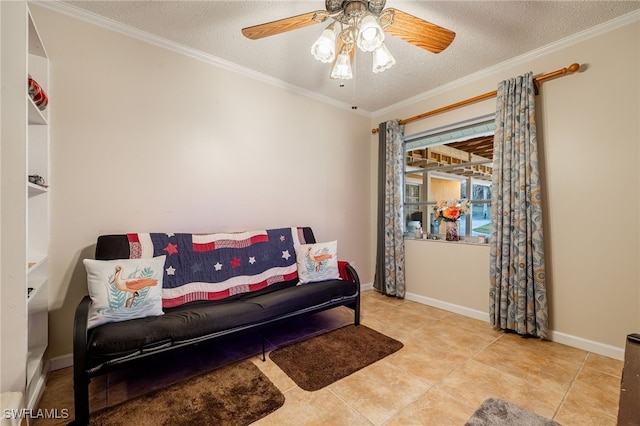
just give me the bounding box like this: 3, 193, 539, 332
90, 360, 284, 426
269, 324, 403, 391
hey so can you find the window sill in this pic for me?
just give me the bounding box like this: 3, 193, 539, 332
404, 236, 490, 246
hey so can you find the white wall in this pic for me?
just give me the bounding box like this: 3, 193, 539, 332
30, 4, 640, 361
30, 6, 372, 359
372, 17, 640, 357
405, 240, 490, 318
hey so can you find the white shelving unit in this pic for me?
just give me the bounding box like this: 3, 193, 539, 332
0, 1, 50, 410
26, 5, 50, 409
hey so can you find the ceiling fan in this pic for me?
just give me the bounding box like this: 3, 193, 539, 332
242, 0, 456, 80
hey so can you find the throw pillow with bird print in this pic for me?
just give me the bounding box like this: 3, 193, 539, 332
83, 256, 166, 328
294, 241, 340, 284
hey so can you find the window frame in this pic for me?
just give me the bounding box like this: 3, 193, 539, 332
403, 115, 495, 239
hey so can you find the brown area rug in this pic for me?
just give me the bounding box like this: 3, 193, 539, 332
269, 324, 403, 391
90, 360, 284, 426
465, 398, 561, 426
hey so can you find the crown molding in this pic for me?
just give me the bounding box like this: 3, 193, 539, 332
31, 0, 372, 117
31, 1, 637, 119
373, 9, 640, 117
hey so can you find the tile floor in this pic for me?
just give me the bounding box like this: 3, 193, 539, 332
35, 290, 623, 425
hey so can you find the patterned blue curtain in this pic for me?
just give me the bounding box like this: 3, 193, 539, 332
489, 73, 548, 338
373, 120, 405, 298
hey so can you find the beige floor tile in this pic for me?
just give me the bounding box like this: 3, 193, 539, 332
360, 297, 416, 327
360, 290, 387, 302
498, 332, 589, 365
438, 359, 565, 419
441, 314, 502, 338
397, 300, 453, 321
473, 337, 582, 393
359, 299, 398, 316
393, 308, 445, 328
583, 352, 623, 378
359, 294, 386, 307
251, 355, 297, 393
328, 358, 432, 426
555, 395, 618, 426
387, 338, 469, 385
385, 387, 477, 426
362, 307, 442, 339
363, 292, 407, 307
411, 321, 498, 357
253, 387, 371, 426
361, 303, 406, 324
361, 316, 418, 343
560, 367, 621, 419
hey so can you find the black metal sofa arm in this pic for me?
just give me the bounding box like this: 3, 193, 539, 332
344, 263, 361, 325
71, 296, 91, 426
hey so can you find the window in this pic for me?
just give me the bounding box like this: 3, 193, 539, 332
403, 116, 494, 238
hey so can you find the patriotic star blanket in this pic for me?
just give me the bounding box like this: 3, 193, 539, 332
126, 227, 307, 308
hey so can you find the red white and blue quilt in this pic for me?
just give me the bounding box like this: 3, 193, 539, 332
126, 227, 307, 307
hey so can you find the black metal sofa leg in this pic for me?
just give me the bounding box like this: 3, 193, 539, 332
70, 374, 90, 426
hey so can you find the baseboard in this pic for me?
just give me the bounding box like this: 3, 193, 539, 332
360, 282, 374, 291
26, 371, 47, 411
49, 354, 73, 371
547, 330, 624, 360
405, 292, 489, 322
405, 292, 625, 361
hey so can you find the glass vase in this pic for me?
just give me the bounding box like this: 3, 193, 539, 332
445, 220, 459, 241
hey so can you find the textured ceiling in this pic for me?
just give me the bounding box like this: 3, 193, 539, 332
56, 1, 640, 113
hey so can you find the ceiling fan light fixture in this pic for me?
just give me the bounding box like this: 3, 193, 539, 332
311, 26, 337, 63
330, 46, 353, 80
356, 14, 384, 52
242, 0, 455, 82
372, 42, 395, 73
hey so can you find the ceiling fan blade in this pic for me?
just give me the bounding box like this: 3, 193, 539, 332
242, 11, 326, 40
383, 8, 456, 54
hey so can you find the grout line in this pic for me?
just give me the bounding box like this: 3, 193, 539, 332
326, 387, 376, 426
429, 358, 480, 409
551, 353, 586, 421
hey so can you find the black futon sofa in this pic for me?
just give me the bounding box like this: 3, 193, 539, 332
71, 227, 360, 425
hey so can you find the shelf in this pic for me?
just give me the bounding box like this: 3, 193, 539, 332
27, 277, 48, 387
28, 11, 47, 59
28, 181, 48, 196
27, 255, 47, 272
27, 277, 47, 301
26, 347, 46, 388
28, 96, 48, 125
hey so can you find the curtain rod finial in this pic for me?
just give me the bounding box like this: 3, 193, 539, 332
568, 63, 580, 73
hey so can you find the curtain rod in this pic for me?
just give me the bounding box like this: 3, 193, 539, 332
371, 62, 580, 134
